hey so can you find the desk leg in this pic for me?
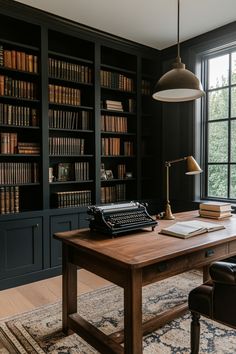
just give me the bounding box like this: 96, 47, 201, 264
124, 269, 142, 354
62, 243, 77, 334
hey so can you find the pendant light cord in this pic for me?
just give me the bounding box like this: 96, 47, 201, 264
177, 0, 180, 59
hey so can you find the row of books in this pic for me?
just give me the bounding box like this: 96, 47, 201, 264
0, 76, 37, 99
101, 184, 126, 204
199, 201, 232, 219
104, 100, 123, 112
54, 190, 91, 208
0, 104, 39, 126
124, 141, 134, 156
101, 137, 120, 156
101, 115, 128, 133
0, 46, 38, 73
0, 133, 40, 154
0, 186, 19, 214
101, 138, 134, 156
18, 142, 40, 155
48, 84, 81, 106
0, 162, 39, 184
102, 164, 132, 180
48, 109, 91, 130
117, 164, 126, 179
1, 132, 17, 154
141, 79, 151, 95
100, 70, 134, 92
49, 137, 85, 155
51, 162, 89, 182
101, 98, 136, 113
48, 58, 92, 84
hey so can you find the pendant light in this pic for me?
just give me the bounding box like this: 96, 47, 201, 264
152, 0, 205, 102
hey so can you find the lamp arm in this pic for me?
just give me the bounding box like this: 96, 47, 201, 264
165, 156, 187, 167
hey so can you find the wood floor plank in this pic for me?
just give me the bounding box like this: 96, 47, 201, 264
0, 269, 111, 320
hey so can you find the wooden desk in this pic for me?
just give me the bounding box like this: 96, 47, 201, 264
54, 211, 236, 354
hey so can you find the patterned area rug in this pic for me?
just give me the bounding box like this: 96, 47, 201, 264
0, 271, 236, 354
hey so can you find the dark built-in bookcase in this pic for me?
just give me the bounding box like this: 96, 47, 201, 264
0, 0, 160, 290
0, 14, 42, 214
48, 30, 95, 209
100, 46, 137, 203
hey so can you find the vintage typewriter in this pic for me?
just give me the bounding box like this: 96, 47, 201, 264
87, 201, 157, 236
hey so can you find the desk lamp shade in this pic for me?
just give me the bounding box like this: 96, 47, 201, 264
185, 155, 202, 175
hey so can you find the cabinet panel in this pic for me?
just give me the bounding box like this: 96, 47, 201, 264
50, 214, 79, 267
0, 217, 43, 279
79, 212, 89, 228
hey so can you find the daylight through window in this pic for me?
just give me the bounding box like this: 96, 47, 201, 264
204, 49, 236, 200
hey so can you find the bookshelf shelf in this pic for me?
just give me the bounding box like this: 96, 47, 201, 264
0, 124, 40, 129
101, 178, 135, 183
48, 76, 93, 87
100, 63, 136, 75
0, 183, 40, 187
101, 131, 136, 136
49, 128, 93, 133
49, 102, 93, 110
101, 155, 136, 158
0, 38, 39, 52
48, 50, 93, 65
49, 154, 93, 158
50, 180, 93, 185
101, 109, 136, 116
101, 86, 136, 95
0, 67, 40, 77
0, 154, 40, 157
0, 96, 40, 104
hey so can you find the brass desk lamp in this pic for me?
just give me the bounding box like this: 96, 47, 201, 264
164, 156, 202, 220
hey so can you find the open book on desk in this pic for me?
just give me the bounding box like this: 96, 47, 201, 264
159, 220, 225, 239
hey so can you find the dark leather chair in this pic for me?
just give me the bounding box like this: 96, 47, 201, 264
188, 261, 236, 354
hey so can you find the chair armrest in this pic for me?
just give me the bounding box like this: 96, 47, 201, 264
210, 261, 236, 284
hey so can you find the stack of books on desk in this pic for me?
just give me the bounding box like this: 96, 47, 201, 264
199, 201, 232, 219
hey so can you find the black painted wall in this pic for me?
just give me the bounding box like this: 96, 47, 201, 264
160, 21, 236, 213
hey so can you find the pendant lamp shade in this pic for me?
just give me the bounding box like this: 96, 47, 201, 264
152, 0, 205, 102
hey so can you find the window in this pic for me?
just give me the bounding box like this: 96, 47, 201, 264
203, 49, 236, 201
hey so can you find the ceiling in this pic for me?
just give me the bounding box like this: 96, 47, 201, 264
14, 0, 236, 50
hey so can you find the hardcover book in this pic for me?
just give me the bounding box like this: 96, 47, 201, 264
159, 220, 225, 239
200, 201, 231, 212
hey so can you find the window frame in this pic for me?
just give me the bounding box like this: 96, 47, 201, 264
201, 46, 236, 202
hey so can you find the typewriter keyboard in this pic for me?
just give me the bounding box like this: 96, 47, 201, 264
106, 210, 152, 227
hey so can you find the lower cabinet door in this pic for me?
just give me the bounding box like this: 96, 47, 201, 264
0, 218, 43, 280
79, 212, 90, 228
50, 214, 79, 267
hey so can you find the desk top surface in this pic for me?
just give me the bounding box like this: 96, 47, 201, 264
54, 211, 236, 268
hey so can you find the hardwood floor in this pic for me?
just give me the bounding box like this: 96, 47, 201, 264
0, 270, 111, 320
